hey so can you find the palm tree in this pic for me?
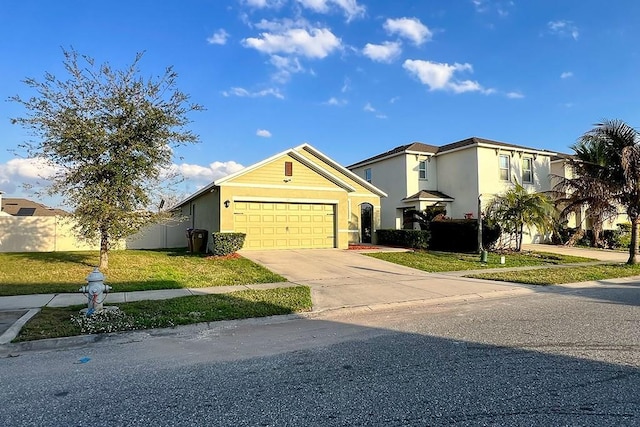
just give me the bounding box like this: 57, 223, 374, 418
551, 138, 618, 248
486, 181, 554, 251
565, 120, 640, 264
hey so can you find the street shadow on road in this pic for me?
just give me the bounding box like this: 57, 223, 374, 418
540, 281, 640, 308
4, 312, 637, 426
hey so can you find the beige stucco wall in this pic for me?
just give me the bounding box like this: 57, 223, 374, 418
436, 148, 480, 219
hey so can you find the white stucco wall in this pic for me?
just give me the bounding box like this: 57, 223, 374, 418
436, 148, 479, 219
406, 154, 437, 197
351, 154, 407, 229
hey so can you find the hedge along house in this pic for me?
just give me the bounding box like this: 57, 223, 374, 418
173, 143, 386, 251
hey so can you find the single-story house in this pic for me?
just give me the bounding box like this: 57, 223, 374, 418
173, 143, 387, 251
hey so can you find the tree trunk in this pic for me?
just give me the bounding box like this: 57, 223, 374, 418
517, 223, 524, 251
99, 228, 109, 270
628, 216, 639, 265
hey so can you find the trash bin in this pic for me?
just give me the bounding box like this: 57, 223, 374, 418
186, 228, 194, 253
191, 229, 209, 254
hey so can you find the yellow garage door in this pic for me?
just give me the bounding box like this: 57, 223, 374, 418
234, 202, 335, 249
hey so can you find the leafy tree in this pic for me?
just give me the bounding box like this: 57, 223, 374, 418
561, 120, 640, 264
486, 181, 554, 251
10, 48, 203, 269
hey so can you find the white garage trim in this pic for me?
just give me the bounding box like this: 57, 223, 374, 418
232, 196, 339, 204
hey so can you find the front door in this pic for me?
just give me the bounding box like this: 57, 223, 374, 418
361, 203, 373, 243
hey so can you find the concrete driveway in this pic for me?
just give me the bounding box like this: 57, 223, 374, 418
239, 249, 533, 312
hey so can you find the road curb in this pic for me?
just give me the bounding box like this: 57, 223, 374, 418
0, 309, 41, 345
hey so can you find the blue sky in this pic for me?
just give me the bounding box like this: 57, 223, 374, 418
1, 0, 639, 207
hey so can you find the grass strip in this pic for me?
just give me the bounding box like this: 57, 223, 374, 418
15, 286, 312, 342
467, 263, 640, 285
366, 250, 595, 273
0, 249, 285, 296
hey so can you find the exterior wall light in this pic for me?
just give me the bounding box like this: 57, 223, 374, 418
224, 200, 230, 208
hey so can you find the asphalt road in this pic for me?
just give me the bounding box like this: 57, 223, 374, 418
1, 283, 638, 426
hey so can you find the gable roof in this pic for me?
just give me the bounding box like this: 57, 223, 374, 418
348, 137, 557, 169
1, 198, 69, 216
173, 143, 386, 208
438, 137, 556, 156
403, 190, 454, 202
347, 142, 438, 169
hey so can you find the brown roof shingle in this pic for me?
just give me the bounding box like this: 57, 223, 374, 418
1, 198, 69, 216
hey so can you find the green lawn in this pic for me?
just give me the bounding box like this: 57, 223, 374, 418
15, 286, 312, 342
366, 250, 596, 273
468, 264, 640, 285
0, 249, 285, 296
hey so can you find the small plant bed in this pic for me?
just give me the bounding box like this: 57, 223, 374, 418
348, 244, 380, 250
467, 263, 640, 285
15, 286, 312, 342
0, 249, 285, 296
365, 250, 596, 273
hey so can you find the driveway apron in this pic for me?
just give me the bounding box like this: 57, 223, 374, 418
239, 249, 532, 311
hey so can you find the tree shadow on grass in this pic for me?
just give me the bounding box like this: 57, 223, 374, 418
7, 251, 97, 266
0, 279, 185, 296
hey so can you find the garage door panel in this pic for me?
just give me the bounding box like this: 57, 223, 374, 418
235, 202, 335, 249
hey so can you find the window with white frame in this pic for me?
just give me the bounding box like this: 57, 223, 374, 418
418, 160, 427, 180
365, 168, 372, 183
499, 154, 510, 181
522, 157, 533, 183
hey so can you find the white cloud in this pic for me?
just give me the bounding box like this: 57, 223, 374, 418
296, 0, 366, 21
269, 55, 305, 83
243, 0, 285, 9
172, 161, 245, 183
506, 91, 524, 99
207, 29, 230, 45
472, 0, 513, 16
221, 87, 284, 99
0, 157, 59, 194
256, 129, 272, 137
390, 96, 400, 104
324, 97, 347, 106
341, 77, 351, 93
403, 59, 493, 94
243, 27, 341, 59
363, 102, 387, 119
560, 71, 573, 79
362, 41, 402, 63
383, 17, 432, 46
548, 20, 579, 40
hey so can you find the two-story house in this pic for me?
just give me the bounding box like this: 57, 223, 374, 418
348, 137, 557, 244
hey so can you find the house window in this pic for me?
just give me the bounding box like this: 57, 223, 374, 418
499, 155, 510, 181
285, 161, 293, 177
522, 157, 533, 183
365, 168, 372, 183
418, 161, 427, 180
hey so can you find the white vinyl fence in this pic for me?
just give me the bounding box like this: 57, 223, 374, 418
0, 216, 191, 253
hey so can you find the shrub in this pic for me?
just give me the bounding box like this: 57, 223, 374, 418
376, 229, 430, 249
211, 232, 246, 256
482, 220, 502, 250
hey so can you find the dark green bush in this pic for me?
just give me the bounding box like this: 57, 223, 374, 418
211, 232, 246, 256
376, 229, 430, 249
482, 220, 502, 250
